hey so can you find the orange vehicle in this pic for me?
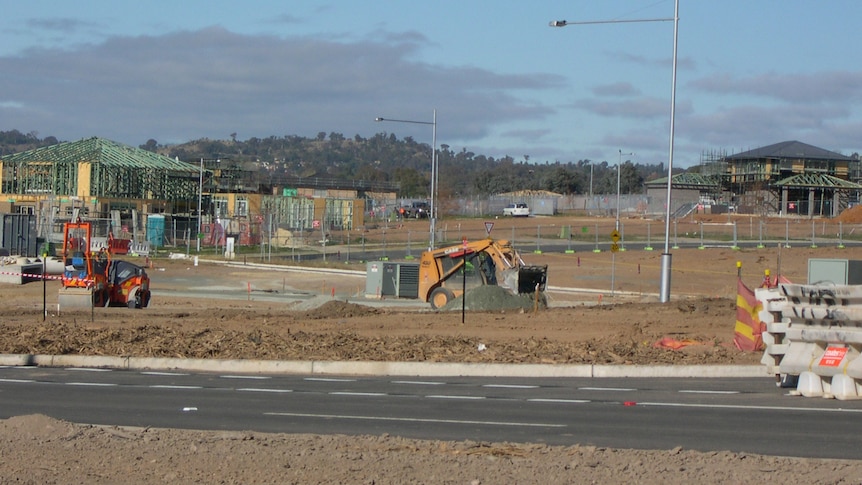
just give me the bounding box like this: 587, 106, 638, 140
59, 220, 150, 309
417, 238, 547, 309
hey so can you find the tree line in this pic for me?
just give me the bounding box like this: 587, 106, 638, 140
2, 129, 679, 198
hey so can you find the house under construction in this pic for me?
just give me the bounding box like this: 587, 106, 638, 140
0, 137, 394, 251
647, 140, 862, 218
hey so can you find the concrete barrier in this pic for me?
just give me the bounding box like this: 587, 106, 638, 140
764, 283, 862, 400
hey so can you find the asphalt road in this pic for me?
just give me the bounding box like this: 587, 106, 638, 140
2, 366, 861, 459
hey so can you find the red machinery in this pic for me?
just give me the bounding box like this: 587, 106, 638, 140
59, 220, 150, 309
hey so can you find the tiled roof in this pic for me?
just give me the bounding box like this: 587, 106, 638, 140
725, 140, 853, 161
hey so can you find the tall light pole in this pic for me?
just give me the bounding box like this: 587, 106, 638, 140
197, 158, 203, 252
374, 110, 438, 249
550, 0, 679, 302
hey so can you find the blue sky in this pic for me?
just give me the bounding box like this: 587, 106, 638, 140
2, 1, 861, 168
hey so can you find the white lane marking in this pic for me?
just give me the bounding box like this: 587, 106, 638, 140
66, 368, 112, 372
483, 384, 539, 389
528, 398, 591, 404
427, 395, 486, 400
238, 388, 293, 393
305, 377, 356, 382
391, 380, 445, 386
141, 371, 189, 376
637, 402, 862, 413
220, 375, 271, 380
265, 412, 566, 428
679, 390, 740, 395
66, 382, 117, 387
578, 387, 636, 392
0, 378, 35, 383
182, 407, 198, 412
330, 391, 387, 397
150, 385, 203, 389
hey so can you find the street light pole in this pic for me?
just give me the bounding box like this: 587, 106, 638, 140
197, 158, 203, 252
550, 0, 679, 302
374, 110, 438, 250
660, 0, 681, 303
617, 150, 633, 231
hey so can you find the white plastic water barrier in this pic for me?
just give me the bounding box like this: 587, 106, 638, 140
768, 283, 862, 400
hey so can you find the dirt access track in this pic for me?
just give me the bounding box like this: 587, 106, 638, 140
2, 213, 862, 483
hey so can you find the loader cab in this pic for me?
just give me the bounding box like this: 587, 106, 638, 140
440, 250, 494, 289
109, 260, 146, 285
65, 251, 88, 280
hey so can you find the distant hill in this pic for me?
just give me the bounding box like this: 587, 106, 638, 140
2, 130, 672, 198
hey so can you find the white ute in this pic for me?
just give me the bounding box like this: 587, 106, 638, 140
502, 203, 530, 217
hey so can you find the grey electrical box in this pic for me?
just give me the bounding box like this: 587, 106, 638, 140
808, 258, 862, 285
365, 261, 420, 298
365, 261, 384, 297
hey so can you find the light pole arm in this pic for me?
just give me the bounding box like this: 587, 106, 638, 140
550, 18, 672, 27
374, 111, 439, 249
375, 117, 434, 126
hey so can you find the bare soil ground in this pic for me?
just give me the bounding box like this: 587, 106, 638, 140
2, 213, 861, 483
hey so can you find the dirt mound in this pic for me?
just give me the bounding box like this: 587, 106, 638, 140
0, 414, 79, 441
441, 285, 547, 312
0, 297, 758, 365
834, 204, 862, 223
302, 300, 381, 319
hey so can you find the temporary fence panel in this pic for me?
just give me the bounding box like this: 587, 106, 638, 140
0, 213, 38, 257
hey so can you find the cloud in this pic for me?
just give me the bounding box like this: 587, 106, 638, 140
574, 95, 678, 119
499, 128, 554, 143
681, 103, 851, 148
592, 82, 640, 97
606, 50, 696, 71
25, 17, 102, 34
0, 27, 561, 146
690, 71, 862, 103
265, 14, 303, 25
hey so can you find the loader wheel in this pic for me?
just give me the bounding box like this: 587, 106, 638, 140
138, 289, 151, 309
429, 287, 454, 310
127, 286, 149, 309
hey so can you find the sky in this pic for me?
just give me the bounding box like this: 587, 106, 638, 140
2, 1, 861, 168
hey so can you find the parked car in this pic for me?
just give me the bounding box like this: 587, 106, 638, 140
400, 201, 430, 219
502, 203, 530, 217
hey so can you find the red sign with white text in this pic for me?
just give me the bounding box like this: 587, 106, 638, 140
819, 347, 848, 367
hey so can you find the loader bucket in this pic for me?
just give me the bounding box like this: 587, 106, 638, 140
517, 265, 548, 294
499, 265, 548, 295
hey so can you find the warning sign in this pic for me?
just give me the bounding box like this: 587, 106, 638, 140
819, 347, 848, 367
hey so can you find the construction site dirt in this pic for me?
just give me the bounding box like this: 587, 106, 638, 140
2, 212, 862, 483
